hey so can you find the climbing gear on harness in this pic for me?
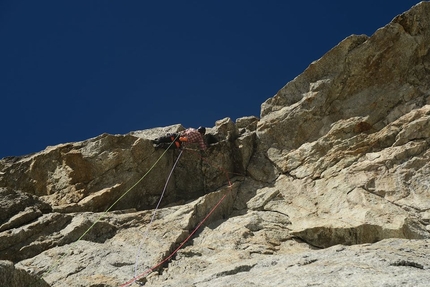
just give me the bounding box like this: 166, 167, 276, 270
171, 136, 181, 149
153, 133, 181, 149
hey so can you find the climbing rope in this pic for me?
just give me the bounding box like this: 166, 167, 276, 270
75, 144, 175, 241
31, 137, 178, 287
133, 149, 184, 280
121, 186, 233, 287
121, 147, 235, 287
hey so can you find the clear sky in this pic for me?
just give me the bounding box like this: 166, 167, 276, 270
0, 0, 422, 158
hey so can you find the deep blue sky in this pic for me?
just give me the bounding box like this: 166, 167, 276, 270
0, 1, 421, 158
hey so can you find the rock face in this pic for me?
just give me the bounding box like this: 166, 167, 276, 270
0, 260, 49, 287
1, 2, 430, 287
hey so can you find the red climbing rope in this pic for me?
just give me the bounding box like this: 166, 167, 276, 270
121, 148, 234, 287
121, 187, 232, 286
133, 149, 184, 279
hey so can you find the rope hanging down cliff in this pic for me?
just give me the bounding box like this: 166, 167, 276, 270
121, 147, 234, 287
32, 138, 179, 287
133, 149, 184, 280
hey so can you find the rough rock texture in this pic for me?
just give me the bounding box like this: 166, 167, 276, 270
0, 260, 49, 287
1, 2, 430, 287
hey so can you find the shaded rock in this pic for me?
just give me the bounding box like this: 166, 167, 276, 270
16, 183, 240, 287
0, 187, 51, 226
0, 2, 430, 287
0, 260, 49, 287
0, 123, 241, 212
0, 206, 42, 232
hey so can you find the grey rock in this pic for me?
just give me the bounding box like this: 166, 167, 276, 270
0, 260, 49, 287
0, 2, 430, 287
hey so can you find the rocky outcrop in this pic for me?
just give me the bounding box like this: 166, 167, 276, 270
1, 2, 430, 287
0, 260, 49, 287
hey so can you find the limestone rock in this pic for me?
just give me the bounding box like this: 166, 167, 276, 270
0, 2, 430, 287
146, 238, 430, 287
0, 260, 49, 287
0, 187, 51, 229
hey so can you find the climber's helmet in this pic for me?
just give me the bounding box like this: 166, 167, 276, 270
197, 126, 206, 135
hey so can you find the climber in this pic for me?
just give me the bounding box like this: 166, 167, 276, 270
152, 126, 207, 151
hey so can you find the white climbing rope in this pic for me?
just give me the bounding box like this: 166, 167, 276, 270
133, 149, 184, 282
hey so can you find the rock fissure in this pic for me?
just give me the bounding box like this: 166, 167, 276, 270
212, 263, 256, 278
390, 259, 425, 269
2, 3, 430, 286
